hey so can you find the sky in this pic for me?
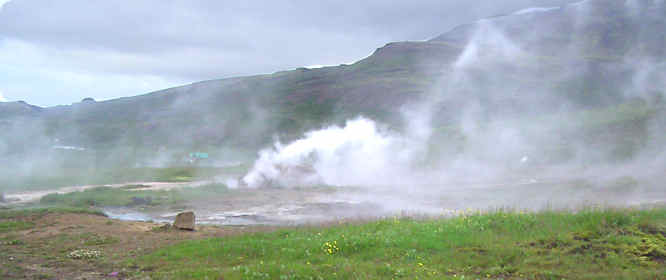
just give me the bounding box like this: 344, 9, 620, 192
0, 0, 575, 107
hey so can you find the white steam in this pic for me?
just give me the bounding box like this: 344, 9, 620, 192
512, 7, 560, 15
242, 116, 429, 188
235, 0, 666, 213
0, 0, 11, 9
454, 20, 523, 69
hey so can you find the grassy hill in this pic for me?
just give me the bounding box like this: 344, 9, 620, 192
1, 0, 664, 172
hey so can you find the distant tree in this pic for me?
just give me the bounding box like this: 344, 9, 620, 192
81, 97, 96, 103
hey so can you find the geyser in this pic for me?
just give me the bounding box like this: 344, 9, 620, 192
242, 117, 428, 188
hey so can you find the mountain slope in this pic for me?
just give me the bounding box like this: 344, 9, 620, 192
1, 0, 664, 167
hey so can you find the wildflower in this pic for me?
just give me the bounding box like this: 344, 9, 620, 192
67, 249, 101, 260
322, 240, 340, 255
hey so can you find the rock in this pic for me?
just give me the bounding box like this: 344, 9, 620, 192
173, 211, 195, 231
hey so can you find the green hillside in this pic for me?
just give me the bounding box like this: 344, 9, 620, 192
1, 0, 664, 171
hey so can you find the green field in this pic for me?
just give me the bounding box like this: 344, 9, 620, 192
0, 165, 247, 193
37, 183, 229, 208
136, 208, 666, 279
0, 207, 107, 219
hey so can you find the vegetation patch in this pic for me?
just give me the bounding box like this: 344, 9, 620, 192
137, 208, 666, 279
39, 187, 182, 208
79, 232, 119, 246
0, 221, 34, 233
37, 183, 230, 209
0, 207, 106, 219
1, 166, 248, 193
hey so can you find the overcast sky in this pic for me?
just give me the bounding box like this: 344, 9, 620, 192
0, 0, 575, 106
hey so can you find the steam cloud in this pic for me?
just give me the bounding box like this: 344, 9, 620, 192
240, 0, 666, 212
2, 0, 665, 214
242, 116, 430, 188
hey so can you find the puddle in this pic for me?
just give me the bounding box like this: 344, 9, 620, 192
103, 208, 167, 223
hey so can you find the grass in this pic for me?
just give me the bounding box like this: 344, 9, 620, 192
39, 186, 182, 208
426, 101, 664, 165
1, 165, 248, 193
38, 183, 229, 208
136, 208, 666, 279
0, 207, 107, 234
0, 220, 34, 233
0, 207, 106, 219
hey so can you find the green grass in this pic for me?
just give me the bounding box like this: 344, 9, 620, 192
38, 183, 229, 208
174, 183, 231, 201
426, 101, 664, 165
1, 165, 248, 193
0, 207, 107, 232
0, 221, 34, 233
0, 207, 106, 219
136, 208, 666, 279
76, 232, 119, 246
39, 186, 181, 208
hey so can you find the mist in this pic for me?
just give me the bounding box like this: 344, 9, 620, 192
238, 0, 666, 215
1, 0, 665, 223
3, 3, 666, 279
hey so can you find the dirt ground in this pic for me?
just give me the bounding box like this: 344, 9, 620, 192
0, 211, 272, 280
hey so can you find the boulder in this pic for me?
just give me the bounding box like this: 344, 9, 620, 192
173, 211, 196, 231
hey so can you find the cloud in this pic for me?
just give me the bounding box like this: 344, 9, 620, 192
0, 89, 6, 102
0, 0, 577, 106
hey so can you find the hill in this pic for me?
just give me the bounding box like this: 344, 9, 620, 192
1, 0, 664, 170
